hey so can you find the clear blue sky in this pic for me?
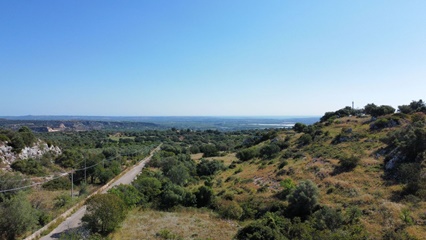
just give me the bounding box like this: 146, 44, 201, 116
1, 1, 425, 116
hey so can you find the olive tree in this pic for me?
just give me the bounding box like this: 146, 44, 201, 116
82, 194, 127, 234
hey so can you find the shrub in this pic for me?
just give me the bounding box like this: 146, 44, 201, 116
82, 194, 127, 234
339, 155, 360, 170
54, 194, 71, 208
310, 207, 344, 231
200, 144, 218, 157
236, 147, 258, 161
298, 134, 312, 146
196, 159, 225, 176
412, 112, 426, 123
277, 159, 288, 169
42, 176, 71, 190
0, 193, 38, 239
260, 143, 281, 159
156, 229, 184, 240
217, 200, 243, 220
195, 186, 214, 208
108, 184, 143, 208
276, 178, 296, 200
133, 176, 161, 202
287, 180, 319, 219
166, 164, 190, 186
11, 158, 45, 176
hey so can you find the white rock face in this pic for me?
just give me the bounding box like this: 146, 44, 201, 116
0, 140, 62, 169
0, 144, 14, 165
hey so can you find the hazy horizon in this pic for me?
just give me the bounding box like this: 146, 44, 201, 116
1, 1, 425, 116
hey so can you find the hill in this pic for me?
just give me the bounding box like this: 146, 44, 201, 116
105, 100, 426, 240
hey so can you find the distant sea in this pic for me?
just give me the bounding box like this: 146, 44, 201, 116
0, 116, 320, 131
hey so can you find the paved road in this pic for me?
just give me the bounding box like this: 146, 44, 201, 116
39, 145, 161, 239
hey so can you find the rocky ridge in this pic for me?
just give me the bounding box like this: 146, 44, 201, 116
0, 140, 61, 170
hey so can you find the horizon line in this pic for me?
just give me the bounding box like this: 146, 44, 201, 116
0, 114, 321, 118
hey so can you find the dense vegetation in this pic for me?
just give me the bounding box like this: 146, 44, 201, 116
1, 99, 426, 239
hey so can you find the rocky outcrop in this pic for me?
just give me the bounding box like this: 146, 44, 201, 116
384, 149, 404, 170
0, 140, 61, 169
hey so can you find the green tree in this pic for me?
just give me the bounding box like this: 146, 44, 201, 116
260, 143, 280, 159
196, 159, 225, 176
364, 103, 395, 117
195, 185, 214, 208
310, 207, 343, 231
108, 184, 143, 208
166, 164, 190, 186
55, 149, 83, 168
18, 126, 36, 146
298, 134, 312, 146
132, 176, 162, 202
293, 123, 307, 133
200, 144, 218, 157
287, 180, 319, 219
236, 147, 258, 161
0, 193, 38, 240
82, 194, 127, 234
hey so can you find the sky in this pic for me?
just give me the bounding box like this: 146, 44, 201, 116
1, 1, 425, 116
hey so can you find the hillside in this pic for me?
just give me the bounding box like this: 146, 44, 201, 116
106, 101, 426, 240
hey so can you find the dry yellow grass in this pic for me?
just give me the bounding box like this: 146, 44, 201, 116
110, 208, 239, 240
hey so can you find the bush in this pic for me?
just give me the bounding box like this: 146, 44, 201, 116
235, 212, 293, 240
339, 155, 360, 170
260, 143, 280, 159
11, 158, 45, 176
276, 178, 296, 200
159, 183, 195, 209
196, 159, 225, 176
82, 194, 127, 234
165, 164, 190, 186
54, 194, 71, 208
132, 176, 162, 202
42, 176, 71, 190
298, 134, 312, 146
0, 193, 38, 239
310, 207, 344, 231
200, 144, 218, 157
412, 112, 426, 123
156, 229, 184, 240
236, 148, 258, 161
217, 200, 243, 220
287, 180, 319, 219
364, 103, 395, 117
108, 184, 143, 208
195, 186, 214, 208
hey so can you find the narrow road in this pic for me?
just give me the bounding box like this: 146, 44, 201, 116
39, 145, 161, 240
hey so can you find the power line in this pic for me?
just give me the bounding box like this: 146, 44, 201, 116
0, 146, 153, 193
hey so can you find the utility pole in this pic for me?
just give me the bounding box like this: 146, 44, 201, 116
84, 158, 87, 183
71, 170, 74, 198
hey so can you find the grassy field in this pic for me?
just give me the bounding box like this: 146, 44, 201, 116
110, 208, 239, 240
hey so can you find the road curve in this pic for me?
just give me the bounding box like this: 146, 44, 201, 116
38, 145, 161, 240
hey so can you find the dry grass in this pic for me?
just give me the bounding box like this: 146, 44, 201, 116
110, 208, 239, 240
112, 116, 426, 239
